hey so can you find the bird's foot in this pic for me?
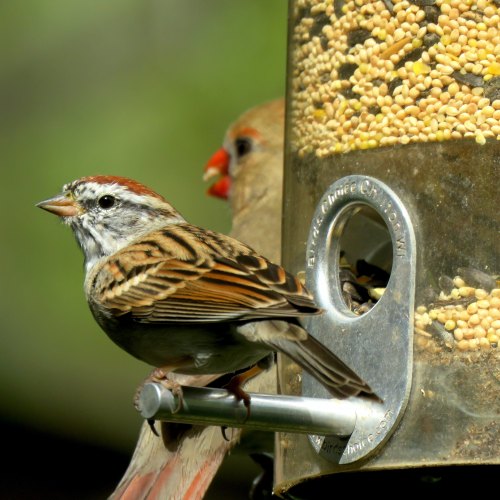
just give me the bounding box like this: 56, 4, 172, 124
224, 364, 265, 421
224, 376, 252, 410
134, 368, 185, 437
148, 368, 184, 413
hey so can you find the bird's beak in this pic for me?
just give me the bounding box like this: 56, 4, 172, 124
203, 147, 231, 199
36, 193, 81, 217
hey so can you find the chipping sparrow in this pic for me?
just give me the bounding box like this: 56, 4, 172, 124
37, 175, 376, 402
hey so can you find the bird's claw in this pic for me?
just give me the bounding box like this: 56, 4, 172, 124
224, 376, 252, 422
147, 418, 160, 437
168, 382, 184, 414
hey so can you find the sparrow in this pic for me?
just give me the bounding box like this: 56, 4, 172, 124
37, 175, 376, 404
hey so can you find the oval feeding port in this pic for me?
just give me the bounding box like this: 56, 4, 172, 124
303, 175, 416, 464
335, 204, 392, 316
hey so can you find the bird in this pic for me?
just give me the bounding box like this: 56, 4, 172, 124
204, 98, 285, 262
37, 174, 377, 405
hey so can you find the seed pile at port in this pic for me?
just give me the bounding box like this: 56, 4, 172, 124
290, 0, 500, 156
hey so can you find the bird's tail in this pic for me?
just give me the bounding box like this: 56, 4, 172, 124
268, 322, 380, 401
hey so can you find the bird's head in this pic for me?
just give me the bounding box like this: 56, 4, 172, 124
37, 175, 184, 272
203, 99, 284, 201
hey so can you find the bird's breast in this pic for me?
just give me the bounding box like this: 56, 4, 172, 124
92, 311, 271, 375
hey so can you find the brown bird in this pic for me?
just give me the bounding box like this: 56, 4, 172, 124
204, 98, 285, 262
37, 174, 375, 403
37, 102, 376, 500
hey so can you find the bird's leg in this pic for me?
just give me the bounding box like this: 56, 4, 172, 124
223, 360, 270, 420
220, 365, 264, 441
134, 368, 185, 436
220, 358, 271, 439
223, 354, 274, 417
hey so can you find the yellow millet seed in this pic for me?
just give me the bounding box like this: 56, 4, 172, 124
487, 332, 499, 345
457, 339, 470, 351
458, 286, 475, 297
489, 297, 500, 308
469, 338, 480, 351
464, 328, 475, 340
469, 314, 480, 325
483, 321, 495, 334
479, 338, 491, 349
467, 303, 479, 314
429, 309, 438, 320
474, 326, 487, 338
437, 312, 447, 324
444, 319, 456, 331
478, 308, 489, 319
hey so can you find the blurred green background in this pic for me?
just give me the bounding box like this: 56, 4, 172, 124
1, 1, 287, 497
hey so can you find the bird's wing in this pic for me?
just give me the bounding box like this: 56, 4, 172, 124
92, 225, 319, 323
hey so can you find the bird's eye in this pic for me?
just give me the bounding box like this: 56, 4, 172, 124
98, 195, 116, 209
235, 137, 253, 158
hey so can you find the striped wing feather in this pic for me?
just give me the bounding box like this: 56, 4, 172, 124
94, 225, 320, 323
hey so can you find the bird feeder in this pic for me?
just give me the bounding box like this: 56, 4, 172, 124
275, 0, 499, 494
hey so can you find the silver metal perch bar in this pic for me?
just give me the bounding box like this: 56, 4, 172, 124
138, 383, 359, 436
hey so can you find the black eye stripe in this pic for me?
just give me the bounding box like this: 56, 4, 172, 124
98, 195, 116, 209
